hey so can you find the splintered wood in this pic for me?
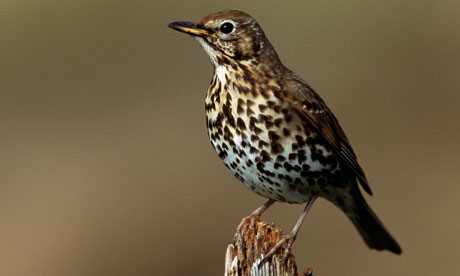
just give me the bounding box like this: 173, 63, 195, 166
224, 221, 312, 276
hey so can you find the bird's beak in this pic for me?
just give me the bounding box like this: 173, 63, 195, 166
168, 21, 213, 37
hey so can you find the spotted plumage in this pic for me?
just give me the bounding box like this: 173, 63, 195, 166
169, 10, 401, 256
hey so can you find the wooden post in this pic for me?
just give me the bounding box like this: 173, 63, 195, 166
224, 220, 313, 276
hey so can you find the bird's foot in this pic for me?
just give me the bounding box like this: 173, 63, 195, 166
233, 213, 260, 243
258, 232, 296, 268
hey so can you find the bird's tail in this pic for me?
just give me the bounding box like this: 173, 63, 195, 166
344, 187, 402, 254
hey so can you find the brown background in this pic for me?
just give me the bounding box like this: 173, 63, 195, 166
1, 0, 459, 275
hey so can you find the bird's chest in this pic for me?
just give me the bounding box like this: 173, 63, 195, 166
204, 72, 338, 203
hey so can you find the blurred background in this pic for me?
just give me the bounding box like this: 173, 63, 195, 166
1, 0, 459, 275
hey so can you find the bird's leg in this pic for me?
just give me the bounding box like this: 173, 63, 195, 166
259, 195, 317, 267
233, 199, 275, 242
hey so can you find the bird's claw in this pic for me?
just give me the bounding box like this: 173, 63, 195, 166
233, 214, 260, 243
258, 233, 296, 269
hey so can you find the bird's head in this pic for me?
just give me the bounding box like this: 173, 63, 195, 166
169, 10, 280, 67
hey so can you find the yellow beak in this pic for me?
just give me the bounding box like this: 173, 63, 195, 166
168, 21, 213, 37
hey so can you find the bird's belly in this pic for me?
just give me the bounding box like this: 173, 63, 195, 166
208, 126, 339, 204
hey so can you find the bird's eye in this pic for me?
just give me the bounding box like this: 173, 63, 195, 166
220, 22, 234, 34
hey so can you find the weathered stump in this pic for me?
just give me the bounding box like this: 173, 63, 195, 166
224, 220, 313, 276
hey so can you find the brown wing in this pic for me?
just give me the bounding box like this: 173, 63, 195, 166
282, 71, 372, 195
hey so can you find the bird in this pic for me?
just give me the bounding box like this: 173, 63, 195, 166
168, 10, 401, 260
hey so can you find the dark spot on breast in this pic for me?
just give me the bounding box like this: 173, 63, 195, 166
216, 56, 225, 66
222, 104, 235, 128
274, 118, 283, 128
235, 128, 241, 136
295, 135, 306, 147
223, 126, 234, 140
205, 102, 215, 112
298, 150, 307, 163
258, 104, 267, 113
223, 55, 232, 65
263, 176, 274, 185
218, 150, 227, 159
271, 143, 284, 154
268, 131, 281, 142
261, 150, 272, 162
246, 107, 254, 116
249, 116, 258, 130
260, 114, 272, 121
282, 128, 290, 137
265, 120, 274, 129
237, 99, 245, 115
237, 118, 246, 130
273, 90, 282, 99
250, 146, 259, 154
235, 72, 242, 81
301, 164, 311, 177
258, 140, 269, 148
213, 93, 221, 105
276, 155, 286, 162
256, 162, 265, 173
284, 163, 293, 172
267, 101, 276, 108
258, 87, 269, 99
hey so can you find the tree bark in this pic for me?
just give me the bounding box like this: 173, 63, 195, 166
224, 220, 313, 276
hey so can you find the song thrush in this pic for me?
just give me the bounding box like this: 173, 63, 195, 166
168, 10, 401, 259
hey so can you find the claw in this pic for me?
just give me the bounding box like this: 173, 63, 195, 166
233, 214, 259, 243
250, 215, 258, 230
258, 233, 295, 269
282, 235, 296, 263
233, 199, 275, 244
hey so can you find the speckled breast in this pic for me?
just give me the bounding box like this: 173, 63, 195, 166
205, 64, 340, 204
